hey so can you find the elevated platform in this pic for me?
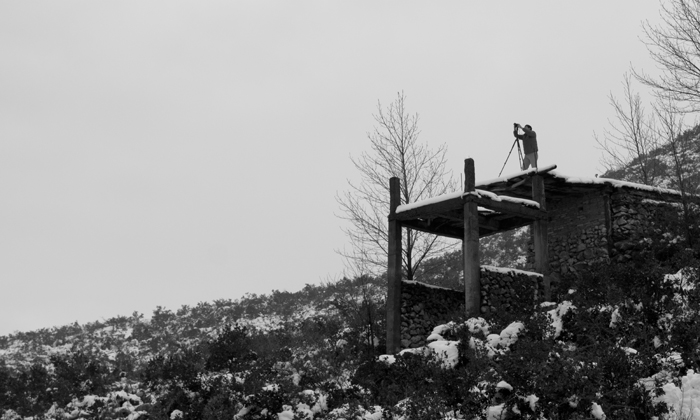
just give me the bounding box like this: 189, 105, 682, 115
385, 158, 690, 354
385, 158, 553, 353
391, 165, 555, 239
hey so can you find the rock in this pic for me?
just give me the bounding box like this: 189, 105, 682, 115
615, 241, 635, 251
574, 262, 588, 271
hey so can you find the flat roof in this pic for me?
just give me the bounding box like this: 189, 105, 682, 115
391, 165, 685, 239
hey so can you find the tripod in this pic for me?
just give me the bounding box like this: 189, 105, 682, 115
498, 127, 524, 177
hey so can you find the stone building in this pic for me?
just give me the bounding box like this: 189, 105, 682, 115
386, 160, 690, 353
479, 166, 688, 276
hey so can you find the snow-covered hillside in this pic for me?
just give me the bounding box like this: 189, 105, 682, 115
3, 255, 700, 419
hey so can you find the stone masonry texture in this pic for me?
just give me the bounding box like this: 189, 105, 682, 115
400, 267, 543, 349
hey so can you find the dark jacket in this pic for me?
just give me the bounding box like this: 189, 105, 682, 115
514, 126, 538, 155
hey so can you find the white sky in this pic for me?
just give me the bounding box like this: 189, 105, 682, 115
0, 1, 665, 336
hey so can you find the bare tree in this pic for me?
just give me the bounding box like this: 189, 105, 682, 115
654, 95, 696, 246
655, 96, 690, 193
636, 0, 700, 112
337, 92, 457, 280
595, 72, 660, 186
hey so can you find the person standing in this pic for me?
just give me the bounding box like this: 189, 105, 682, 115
513, 123, 538, 170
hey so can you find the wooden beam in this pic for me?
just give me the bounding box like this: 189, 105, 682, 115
482, 215, 532, 232
386, 177, 403, 354
464, 159, 480, 317
395, 192, 546, 222
399, 212, 536, 240
466, 195, 547, 220
400, 219, 464, 240
435, 209, 464, 222
392, 196, 463, 221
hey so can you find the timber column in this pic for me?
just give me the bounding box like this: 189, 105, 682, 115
386, 177, 403, 354
532, 174, 551, 300
463, 159, 480, 316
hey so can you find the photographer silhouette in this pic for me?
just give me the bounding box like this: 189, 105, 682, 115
513, 123, 538, 170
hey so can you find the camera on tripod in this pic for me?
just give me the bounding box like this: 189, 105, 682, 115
499, 124, 524, 177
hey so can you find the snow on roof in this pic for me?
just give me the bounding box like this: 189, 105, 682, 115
481, 265, 543, 277
476, 164, 558, 188
480, 164, 683, 196
395, 191, 462, 214
403, 280, 458, 291
468, 190, 540, 208
642, 198, 683, 207
395, 165, 685, 216
395, 189, 540, 214
548, 170, 683, 196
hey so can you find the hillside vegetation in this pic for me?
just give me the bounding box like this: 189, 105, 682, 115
3, 249, 700, 419
602, 124, 700, 193
5, 128, 700, 419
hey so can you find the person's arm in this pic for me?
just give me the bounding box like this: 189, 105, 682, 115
514, 124, 523, 139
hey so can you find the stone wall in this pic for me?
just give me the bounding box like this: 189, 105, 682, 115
545, 191, 611, 276
524, 189, 686, 275
401, 267, 543, 348
400, 281, 464, 349
610, 192, 684, 261
480, 266, 545, 315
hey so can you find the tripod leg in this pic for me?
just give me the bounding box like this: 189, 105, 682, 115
516, 142, 524, 170
498, 139, 519, 177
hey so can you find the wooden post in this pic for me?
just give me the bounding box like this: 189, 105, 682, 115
386, 177, 403, 354
532, 174, 550, 299
463, 159, 480, 316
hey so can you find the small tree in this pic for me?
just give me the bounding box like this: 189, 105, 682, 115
595, 72, 661, 186
337, 92, 457, 280
654, 96, 698, 247
654, 96, 690, 193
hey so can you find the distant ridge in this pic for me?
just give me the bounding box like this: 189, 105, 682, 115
602, 123, 700, 193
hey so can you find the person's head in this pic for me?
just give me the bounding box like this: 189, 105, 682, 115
525, 124, 532, 130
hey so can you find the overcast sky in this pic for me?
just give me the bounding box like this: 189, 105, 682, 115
0, 1, 666, 336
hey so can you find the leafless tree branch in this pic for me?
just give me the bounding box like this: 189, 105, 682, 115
595, 73, 660, 186
635, 0, 700, 112
336, 91, 458, 279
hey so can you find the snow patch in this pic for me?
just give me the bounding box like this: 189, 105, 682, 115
654, 369, 700, 420
481, 265, 543, 277
543, 301, 576, 339
590, 402, 606, 419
